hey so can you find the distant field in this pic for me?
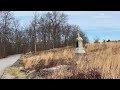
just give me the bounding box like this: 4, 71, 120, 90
21, 42, 120, 79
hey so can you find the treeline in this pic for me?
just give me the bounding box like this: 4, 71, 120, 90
0, 11, 89, 57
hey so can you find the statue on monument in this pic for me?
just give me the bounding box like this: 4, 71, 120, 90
75, 30, 86, 54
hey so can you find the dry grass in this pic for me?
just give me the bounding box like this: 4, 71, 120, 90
5, 67, 27, 79
22, 46, 75, 69
22, 42, 120, 79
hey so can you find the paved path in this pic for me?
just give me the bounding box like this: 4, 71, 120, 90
0, 54, 21, 78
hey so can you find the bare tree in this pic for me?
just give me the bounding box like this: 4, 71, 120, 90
27, 12, 39, 53
0, 11, 89, 58
94, 36, 100, 43
0, 11, 14, 55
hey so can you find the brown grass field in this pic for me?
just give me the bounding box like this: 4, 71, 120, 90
21, 42, 120, 79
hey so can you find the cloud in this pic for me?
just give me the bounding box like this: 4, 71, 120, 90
14, 11, 49, 17
92, 13, 112, 18
64, 11, 90, 16
14, 11, 33, 17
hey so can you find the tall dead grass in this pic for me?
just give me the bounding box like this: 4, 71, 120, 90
22, 46, 75, 69
22, 42, 120, 79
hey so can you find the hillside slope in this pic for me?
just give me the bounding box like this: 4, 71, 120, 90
5, 42, 120, 79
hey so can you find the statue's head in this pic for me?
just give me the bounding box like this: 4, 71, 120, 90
76, 30, 83, 41
77, 30, 80, 37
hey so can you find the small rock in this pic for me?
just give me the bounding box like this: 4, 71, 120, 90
37, 65, 70, 78
42, 65, 70, 71
27, 70, 36, 79
19, 67, 24, 70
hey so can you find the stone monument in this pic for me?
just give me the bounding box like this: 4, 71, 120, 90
75, 31, 86, 54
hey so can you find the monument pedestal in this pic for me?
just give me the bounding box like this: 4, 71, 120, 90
75, 48, 86, 54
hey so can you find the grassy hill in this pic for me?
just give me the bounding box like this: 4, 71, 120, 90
4, 42, 120, 79
19, 42, 120, 79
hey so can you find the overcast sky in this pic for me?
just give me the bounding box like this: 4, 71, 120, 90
13, 11, 120, 42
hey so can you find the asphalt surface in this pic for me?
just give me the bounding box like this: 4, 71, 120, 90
0, 54, 21, 78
